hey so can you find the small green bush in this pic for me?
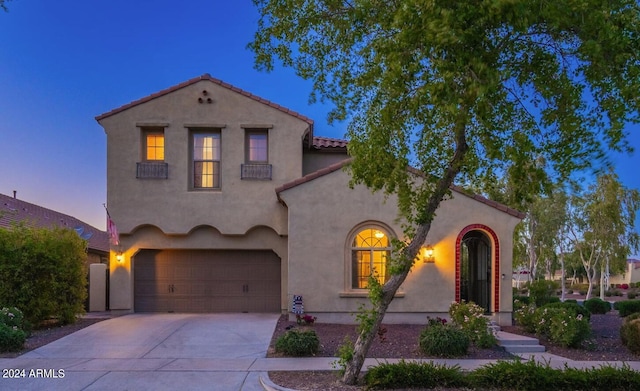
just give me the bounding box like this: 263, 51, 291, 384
514, 302, 537, 333
419, 323, 469, 357
0, 323, 26, 352
583, 297, 611, 314
529, 279, 560, 307
628, 290, 638, 299
533, 307, 591, 348
0, 307, 28, 331
620, 313, 640, 353
542, 302, 591, 321
617, 300, 640, 317
513, 295, 531, 305
449, 301, 496, 348
364, 360, 468, 390
274, 329, 319, 356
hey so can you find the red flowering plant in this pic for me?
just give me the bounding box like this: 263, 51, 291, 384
296, 314, 317, 325
426, 316, 448, 327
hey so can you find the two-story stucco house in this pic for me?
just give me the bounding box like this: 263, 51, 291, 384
96, 74, 523, 326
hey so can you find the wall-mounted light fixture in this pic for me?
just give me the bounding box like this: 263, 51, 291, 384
116, 252, 124, 263
423, 245, 435, 263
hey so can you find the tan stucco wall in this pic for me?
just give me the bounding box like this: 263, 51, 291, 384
302, 150, 349, 175
99, 79, 311, 236
99, 79, 313, 311
108, 225, 288, 311
279, 168, 521, 325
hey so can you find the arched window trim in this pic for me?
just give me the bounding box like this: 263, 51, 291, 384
344, 222, 396, 292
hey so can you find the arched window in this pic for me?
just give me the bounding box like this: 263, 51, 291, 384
351, 227, 391, 289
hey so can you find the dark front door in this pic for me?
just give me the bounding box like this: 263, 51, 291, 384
460, 231, 492, 313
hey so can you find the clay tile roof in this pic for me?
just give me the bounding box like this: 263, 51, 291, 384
95, 74, 315, 125
0, 193, 109, 253
277, 161, 525, 219
311, 136, 348, 149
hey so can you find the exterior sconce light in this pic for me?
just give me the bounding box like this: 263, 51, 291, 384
116, 252, 124, 263
423, 246, 435, 263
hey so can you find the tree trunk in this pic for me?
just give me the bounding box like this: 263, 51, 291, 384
341, 108, 470, 385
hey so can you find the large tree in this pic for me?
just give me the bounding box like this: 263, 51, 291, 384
251, 0, 640, 383
567, 170, 640, 299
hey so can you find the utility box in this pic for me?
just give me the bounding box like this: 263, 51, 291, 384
89, 263, 108, 312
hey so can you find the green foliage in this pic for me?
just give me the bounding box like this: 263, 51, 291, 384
364, 360, 467, 390
0, 224, 87, 326
617, 300, 640, 317
542, 302, 591, 321
0, 306, 28, 331
366, 360, 640, 390
529, 280, 560, 307
419, 322, 469, 358
251, 0, 640, 382
620, 313, 640, 353
513, 295, 531, 305
274, 329, 319, 356
470, 359, 562, 391
331, 336, 354, 375
628, 291, 638, 299
0, 323, 25, 352
583, 298, 611, 314
513, 302, 537, 333
448, 301, 496, 348
533, 307, 591, 348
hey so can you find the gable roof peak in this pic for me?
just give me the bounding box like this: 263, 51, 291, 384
95, 74, 315, 126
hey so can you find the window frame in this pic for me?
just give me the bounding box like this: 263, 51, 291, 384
245, 129, 269, 164
190, 129, 221, 190
141, 127, 165, 162
348, 224, 393, 290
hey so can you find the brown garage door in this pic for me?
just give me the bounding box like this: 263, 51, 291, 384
134, 249, 281, 313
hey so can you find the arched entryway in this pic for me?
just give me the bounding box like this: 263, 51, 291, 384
455, 224, 500, 314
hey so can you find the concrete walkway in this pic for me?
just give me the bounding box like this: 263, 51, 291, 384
2, 313, 640, 391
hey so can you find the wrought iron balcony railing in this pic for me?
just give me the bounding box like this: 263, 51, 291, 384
136, 162, 168, 179
241, 163, 272, 180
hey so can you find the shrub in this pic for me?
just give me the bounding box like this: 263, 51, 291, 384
621, 318, 640, 354
617, 300, 640, 317
513, 295, 531, 305
629, 291, 638, 299
622, 284, 630, 290
529, 279, 560, 307
533, 307, 591, 348
620, 312, 640, 348
0, 323, 26, 352
564, 299, 578, 304
274, 329, 319, 356
583, 298, 611, 314
364, 360, 468, 390
0, 225, 87, 326
419, 323, 469, 357
542, 302, 591, 321
448, 301, 496, 348
514, 302, 537, 333
547, 310, 591, 348
0, 307, 28, 331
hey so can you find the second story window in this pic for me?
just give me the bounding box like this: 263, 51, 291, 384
241, 128, 272, 180
137, 127, 168, 179
144, 131, 165, 161
193, 132, 221, 189
246, 130, 268, 163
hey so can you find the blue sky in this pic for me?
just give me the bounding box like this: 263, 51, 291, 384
0, 1, 638, 256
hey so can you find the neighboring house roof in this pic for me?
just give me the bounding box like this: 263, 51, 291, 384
276, 159, 526, 219
0, 193, 109, 253
95, 74, 315, 127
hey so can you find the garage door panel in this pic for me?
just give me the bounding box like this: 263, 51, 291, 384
134, 250, 281, 313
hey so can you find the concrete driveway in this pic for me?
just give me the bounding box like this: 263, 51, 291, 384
0, 313, 280, 391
